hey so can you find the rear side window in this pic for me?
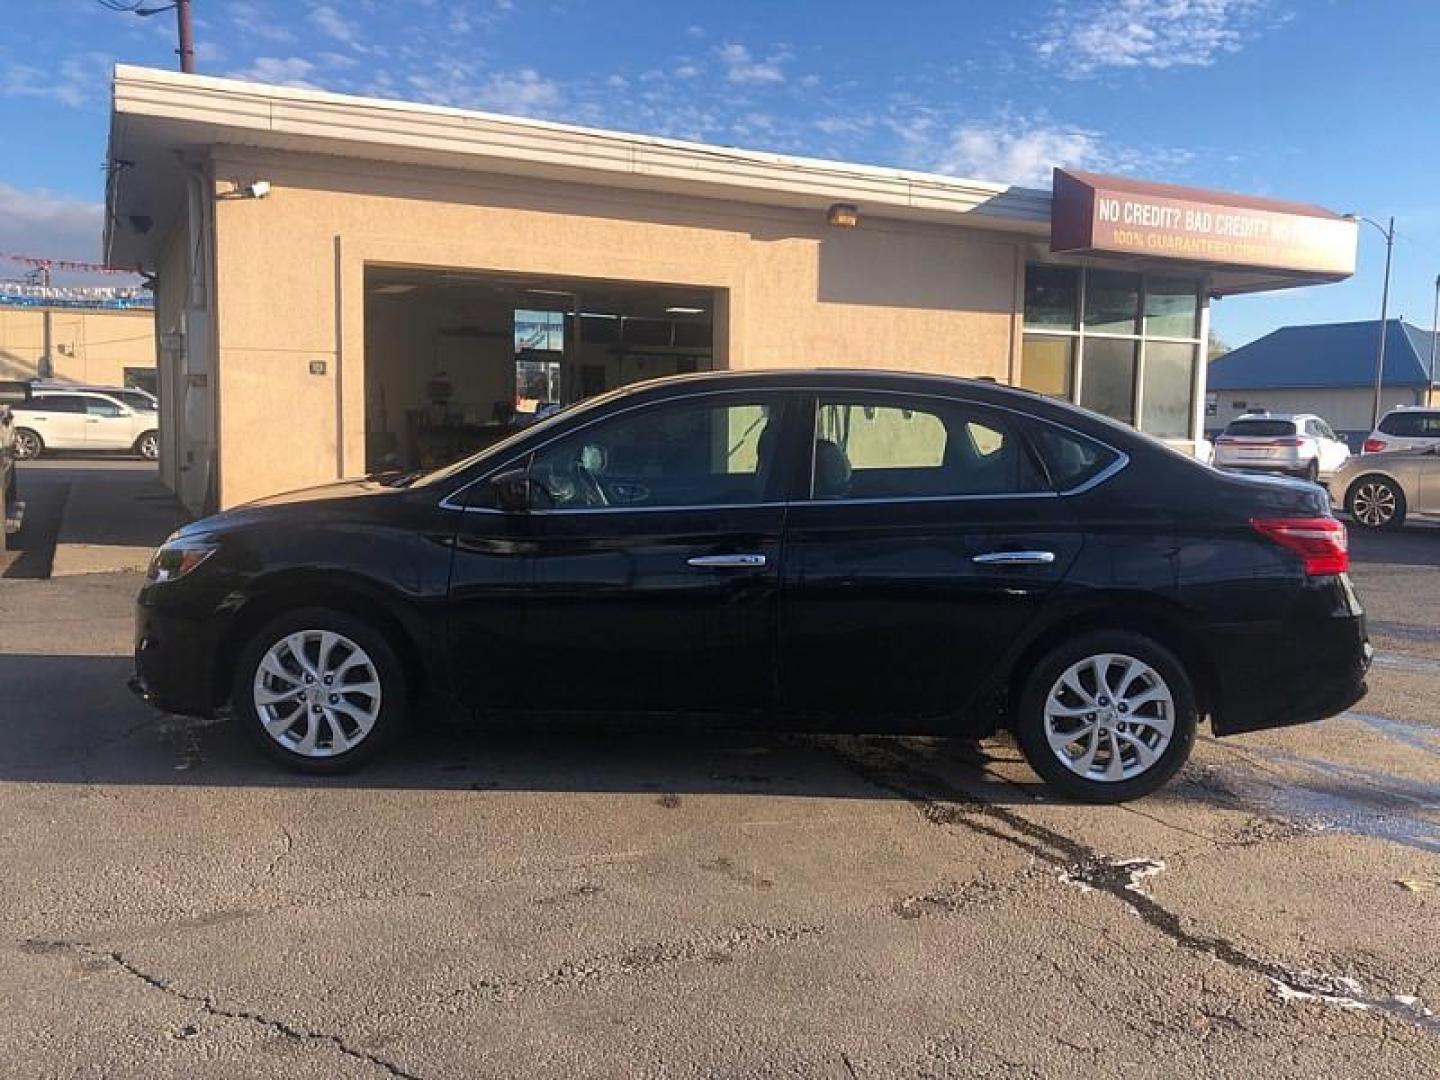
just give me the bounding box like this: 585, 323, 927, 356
30, 395, 84, 413
1224, 418, 1295, 437
1378, 411, 1440, 437
811, 397, 1044, 499
1026, 421, 1120, 491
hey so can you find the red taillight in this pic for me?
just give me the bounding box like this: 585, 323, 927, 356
1363, 438, 1386, 454
1274, 437, 1306, 447
1250, 517, 1349, 576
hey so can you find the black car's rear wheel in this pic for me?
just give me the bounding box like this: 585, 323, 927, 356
1347, 476, 1405, 530
233, 607, 407, 773
1015, 630, 1197, 803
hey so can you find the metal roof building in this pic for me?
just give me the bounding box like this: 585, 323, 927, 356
1207, 319, 1438, 437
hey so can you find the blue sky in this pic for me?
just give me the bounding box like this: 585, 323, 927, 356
1, 0, 1437, 347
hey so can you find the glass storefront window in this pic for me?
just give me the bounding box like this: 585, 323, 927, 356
1080, 338, 1137, 424
1145, 278, 1201, 339
1020, 336, 1074, 399
1140, 342, 1197, 439
1021, 264, 1203, 443
1023, 265, 1078, 329
1084, 270, 1140, 335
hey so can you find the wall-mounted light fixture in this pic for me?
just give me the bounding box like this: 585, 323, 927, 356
220, 179, 272, 200
827, 202, 860, 228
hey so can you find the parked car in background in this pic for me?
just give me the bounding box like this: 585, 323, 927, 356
11, 389, 159, 460
1212, 412, 1350, 481
1329, 444, 1440, 530
1363, 405, 1440, 455
131, 370, 1369, 803
0, 381, 26, 547
31, 382, 158, 413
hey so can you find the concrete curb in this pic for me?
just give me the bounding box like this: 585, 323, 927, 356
50, 542, 154, 577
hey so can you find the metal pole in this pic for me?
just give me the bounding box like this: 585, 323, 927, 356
176, 0, 195, 73
1370, 216, 1394, 429
39, 263, 53, 380
1430, 274, 1440, 408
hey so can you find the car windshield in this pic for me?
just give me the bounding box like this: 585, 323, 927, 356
1224, 419, 1294, 437
407, 389, 623, 489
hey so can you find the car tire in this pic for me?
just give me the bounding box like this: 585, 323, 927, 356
1346, 475, 1406, 530
134, 431, 159, 460
1303, 459, 1319, 483
232, 607, 408, 774
1014, 630, 1198, 803
13, 429, 41, 460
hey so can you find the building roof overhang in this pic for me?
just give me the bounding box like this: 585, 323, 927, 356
103, 67, 1357, 301
105, 65, 1052, 268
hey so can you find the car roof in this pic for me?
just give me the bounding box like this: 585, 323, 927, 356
1229, 412, 1303, 423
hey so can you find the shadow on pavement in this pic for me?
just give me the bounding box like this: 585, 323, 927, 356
0, 653, 1052, 806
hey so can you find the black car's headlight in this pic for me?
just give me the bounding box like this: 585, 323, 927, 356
146, 539, 217, 584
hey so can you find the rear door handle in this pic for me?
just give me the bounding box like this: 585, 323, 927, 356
972, 550, 1056, 567
687, 553, 767, 568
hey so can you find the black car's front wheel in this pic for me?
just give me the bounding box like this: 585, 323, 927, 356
233, 607, 407, 773
1014, 631, 1197, 803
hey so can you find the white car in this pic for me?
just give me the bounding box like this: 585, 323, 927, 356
1363, 406, 1440, 455
32, 382, 158, 414
11, 389, 159, 461
1212, 412, 1350, 482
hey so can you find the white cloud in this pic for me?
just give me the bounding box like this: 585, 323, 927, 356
406, 65, 562, 116
224, 56, 321, 89
887, 111, 1193, 187
673, 63, 700, 79
310, 4, 361, 46
228, 1, 296, 44
0, 183, 112, 277
0, 53, 109, 108
1035, 0, 1269, 77
718, 42, 787, 85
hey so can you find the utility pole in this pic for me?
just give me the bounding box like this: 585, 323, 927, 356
39, 263, 53, 380
1353, 215, 1396, 429
176, 0, 194, 73
1431, 274, 1440, 408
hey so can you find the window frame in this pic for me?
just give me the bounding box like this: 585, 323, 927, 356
440, 386, 1131, 513
1021, 265, 1205, 441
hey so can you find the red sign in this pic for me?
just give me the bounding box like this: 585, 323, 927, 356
1051, 169, 1357, 278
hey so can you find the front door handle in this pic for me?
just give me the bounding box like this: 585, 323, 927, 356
972, 550, 1056, 567
687, 553, 767, 568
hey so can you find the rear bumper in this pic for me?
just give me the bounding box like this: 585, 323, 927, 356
1207, 577, 1371, 736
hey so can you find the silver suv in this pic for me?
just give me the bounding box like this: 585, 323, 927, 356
1363, 406, 1440, 455
1212, 412, 1351, 482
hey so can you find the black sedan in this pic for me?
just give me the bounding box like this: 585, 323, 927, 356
131, 370, 1370, 802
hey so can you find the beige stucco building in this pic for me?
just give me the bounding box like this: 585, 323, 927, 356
0, 305, 155, 389
105, 65, 1356, 515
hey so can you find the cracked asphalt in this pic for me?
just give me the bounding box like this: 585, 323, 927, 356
1, 522, 1437, 1078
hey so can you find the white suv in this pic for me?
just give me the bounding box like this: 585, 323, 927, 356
1363, 406, 1440, 455
11, 389, 159, 461
1212, 412, 1350, 482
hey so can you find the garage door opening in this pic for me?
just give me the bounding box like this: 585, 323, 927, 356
363, 267, 721, 473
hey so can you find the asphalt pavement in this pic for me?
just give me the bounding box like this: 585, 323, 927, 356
0, 475, 1437, 1078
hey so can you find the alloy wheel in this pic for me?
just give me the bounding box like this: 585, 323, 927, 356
137, 433, 159, 460
1043, 653, 1175, 783
13, 431, 40, 460
251, 630, 382, 758
1351, 481, 1396, 528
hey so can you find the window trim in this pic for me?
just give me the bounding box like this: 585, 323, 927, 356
440, 386, 1131, 513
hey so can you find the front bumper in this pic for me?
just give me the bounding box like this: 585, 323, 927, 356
132, 589, 225, 717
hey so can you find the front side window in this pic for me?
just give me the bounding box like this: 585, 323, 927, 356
527, 395, 786, 510
85, 399, 123, 418
811, 397, 1041, 500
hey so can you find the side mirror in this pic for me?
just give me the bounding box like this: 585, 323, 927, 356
489, 467, 533, 513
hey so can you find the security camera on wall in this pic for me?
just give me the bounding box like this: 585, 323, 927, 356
244, 180, 271, 199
